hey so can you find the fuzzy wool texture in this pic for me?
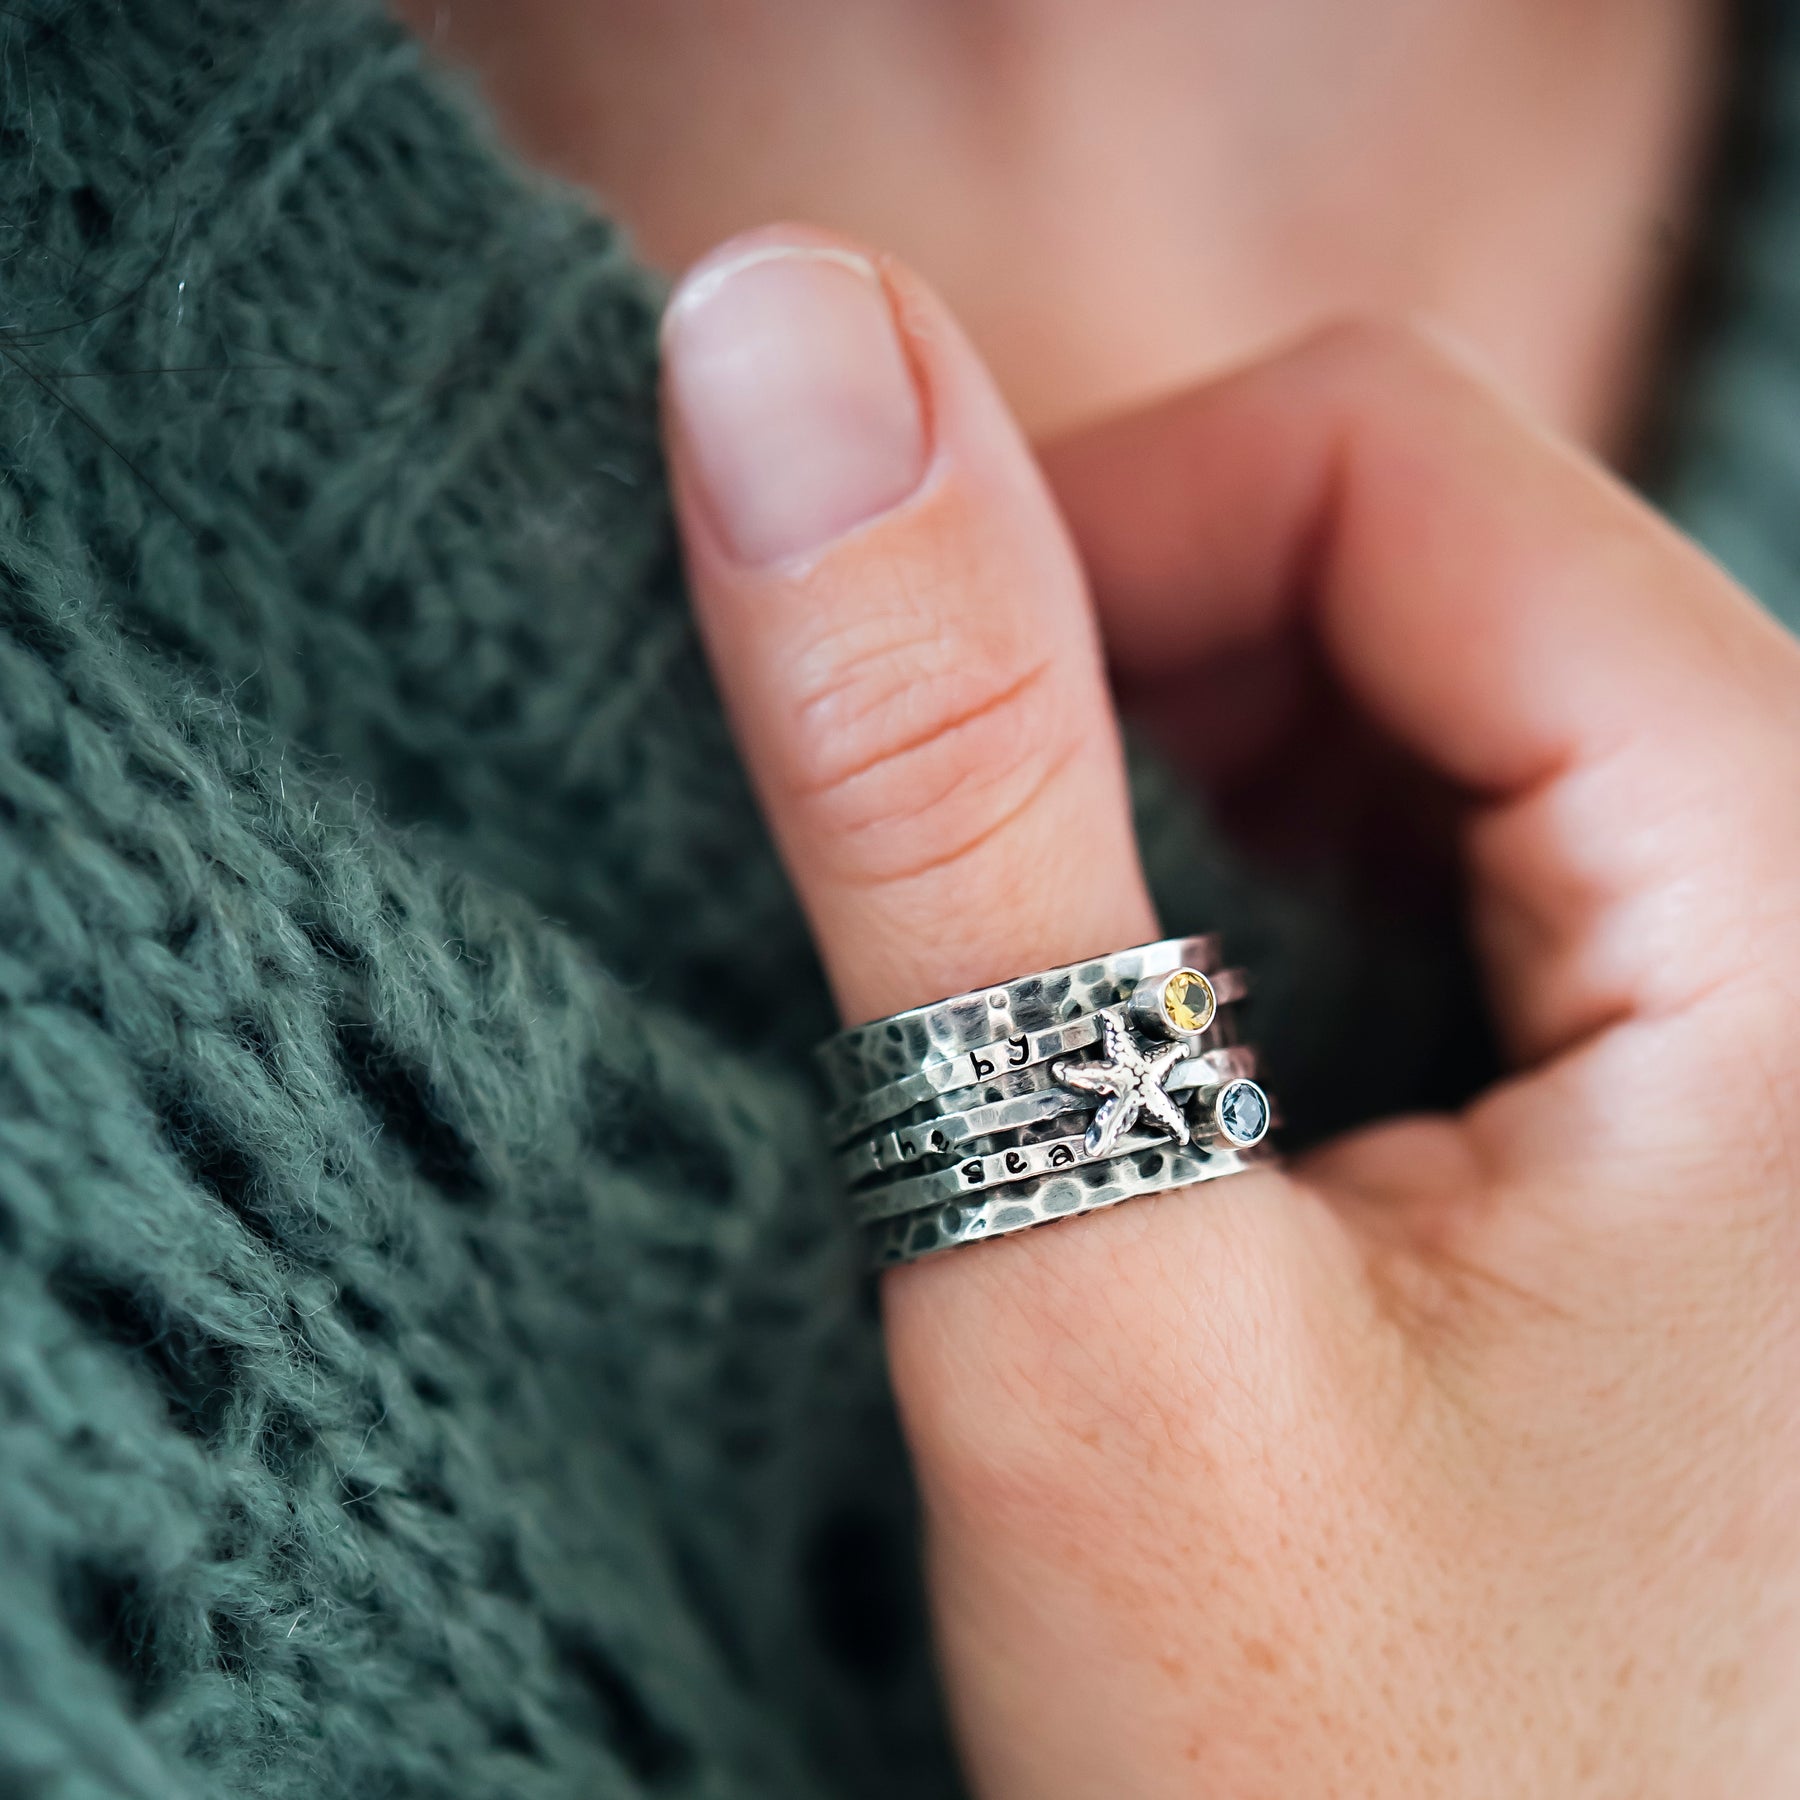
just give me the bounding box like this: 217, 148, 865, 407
1, 2, 1797, 1797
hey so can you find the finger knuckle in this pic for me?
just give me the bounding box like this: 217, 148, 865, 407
779, 607, 1077, 887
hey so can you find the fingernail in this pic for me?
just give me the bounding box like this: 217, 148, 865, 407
663, 243, 929, 565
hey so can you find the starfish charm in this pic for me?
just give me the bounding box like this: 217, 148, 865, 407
1055, 1014, 1191, 1159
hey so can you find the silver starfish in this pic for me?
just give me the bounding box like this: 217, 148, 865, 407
1055, 1015, 1191, 1159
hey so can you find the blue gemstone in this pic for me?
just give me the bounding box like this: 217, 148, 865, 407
1218, 1080, 1269, 1146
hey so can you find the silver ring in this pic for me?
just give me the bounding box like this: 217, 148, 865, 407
815, 935, 1221, 1103
833, 1044, 1258, 1183
818, 934, 1275, 1265
866, 1135, 1266, 1266
820, 967, 1248, 1143
849, 1078, 1267, 1223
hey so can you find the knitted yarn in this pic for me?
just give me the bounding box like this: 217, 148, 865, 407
1, 6, 943, 1796
1, 2, 1796, 1797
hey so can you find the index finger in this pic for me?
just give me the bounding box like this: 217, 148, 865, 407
1043, 320, 1800, 1068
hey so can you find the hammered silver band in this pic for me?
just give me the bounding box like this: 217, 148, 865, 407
816, 935, 1222, 1101
866, 1139, 1263, 1266
833, 1044, 1258, 1182
820, 967, 1249, 1142
817, 934, 1274, 1266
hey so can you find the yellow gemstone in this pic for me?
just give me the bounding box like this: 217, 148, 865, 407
1161, 968, 1216, 1036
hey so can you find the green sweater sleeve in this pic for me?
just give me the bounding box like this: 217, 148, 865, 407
0, 4, 952, 1795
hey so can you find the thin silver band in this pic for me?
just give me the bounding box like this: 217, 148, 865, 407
850, 1082, 1260, 1223
867, 1138, 1267, 1265
834, 1045, 1257, 1183
822, 968, 1246, 1144
815, 934, 1221, 1104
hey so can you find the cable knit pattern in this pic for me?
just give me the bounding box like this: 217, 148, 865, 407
0, 1, 1795, 1797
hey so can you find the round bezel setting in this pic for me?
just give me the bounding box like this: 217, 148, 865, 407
1158, 967, 1216, 1037
1213, 1078, 1270, 1149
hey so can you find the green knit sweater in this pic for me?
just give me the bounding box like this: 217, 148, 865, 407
0, 4, 1794, 1797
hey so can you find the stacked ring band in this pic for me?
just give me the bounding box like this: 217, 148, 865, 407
816, 935, 1275, 1266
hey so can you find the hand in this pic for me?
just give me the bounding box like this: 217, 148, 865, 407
659, 225, 1800, 1795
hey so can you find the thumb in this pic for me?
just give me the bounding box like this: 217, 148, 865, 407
659, 206, 1310, 1566
660, 226, 1353, 1800
660, 223, 1157, 1024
